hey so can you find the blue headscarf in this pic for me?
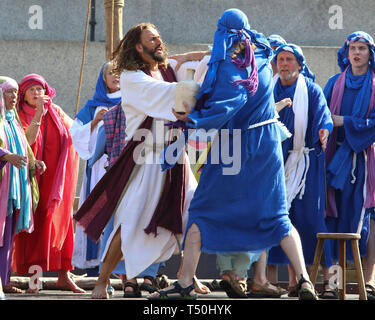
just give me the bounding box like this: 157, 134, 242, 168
75, 61, 121, 125
196, 8, 272, 100
267, 34, 287, 48
273, 43, 315, 81
337, 31, 375, 73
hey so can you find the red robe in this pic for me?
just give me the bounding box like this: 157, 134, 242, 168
12, 103, 79, 274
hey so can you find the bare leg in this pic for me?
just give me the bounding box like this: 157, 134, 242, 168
177, 224, 202, 288
149, 223, 202, 298
0, 277, 4, 299
92, 228, 123, 299
322, 265, 331, 284
318, 265, 338, 298
287, 265, 297, 287
250, 251, 286, 295
176, 255, 209, 294
364, 219, 375, 285
267, 264, 278, 284
252, 251, 268, 285
280, 226, 312, 290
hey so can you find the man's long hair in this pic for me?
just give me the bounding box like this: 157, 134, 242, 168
112, 23, 168, 74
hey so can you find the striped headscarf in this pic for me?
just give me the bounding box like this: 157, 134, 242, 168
337, 31, 375, 73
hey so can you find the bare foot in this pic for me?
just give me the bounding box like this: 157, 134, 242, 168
193, 276, 210, 294
57, 272, 86, 293
91, 281, 109, 299
26, 287, 40, 294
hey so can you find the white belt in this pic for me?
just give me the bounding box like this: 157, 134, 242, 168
248, 118, 277, 129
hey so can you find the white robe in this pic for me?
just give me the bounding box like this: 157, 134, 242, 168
101, 61, 199, 279
70, 106, 108, 269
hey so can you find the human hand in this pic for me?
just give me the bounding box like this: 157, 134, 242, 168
169, 54, 186, 72
172, 101, 193, 123
319, 128, 329, 151
91, 109, 108, 129
170, 51, 210, 72
1, 153, 27, 169
35, 95, 49, 114
332, 115, 344, 127
275, 98, 292, 112
35, 160, 47, 174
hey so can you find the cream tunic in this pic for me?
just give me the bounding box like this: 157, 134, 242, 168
101, 61, 199, 278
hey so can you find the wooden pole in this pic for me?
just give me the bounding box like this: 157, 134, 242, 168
74, 0, 91, 116
104, 0, 124, 60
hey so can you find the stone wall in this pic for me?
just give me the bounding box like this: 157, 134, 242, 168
1, 0, 374, 46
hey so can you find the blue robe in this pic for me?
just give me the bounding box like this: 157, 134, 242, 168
185, 46, 293, 254
268, 76, 333, 266
323, 70, 375, 262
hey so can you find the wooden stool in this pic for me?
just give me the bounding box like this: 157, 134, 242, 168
309, 233, 367, 300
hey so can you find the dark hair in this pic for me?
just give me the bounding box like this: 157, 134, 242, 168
112, 23, 168, 73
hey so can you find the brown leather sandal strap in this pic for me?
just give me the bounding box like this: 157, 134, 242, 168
143, 275, 156, 283
124, 281, 139, 291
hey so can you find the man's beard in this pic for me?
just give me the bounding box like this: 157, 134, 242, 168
279, 70, 299, 81
142, 44, 167, 63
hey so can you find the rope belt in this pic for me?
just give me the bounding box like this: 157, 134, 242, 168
248, 118, 277, 129
288, 147, 315, 201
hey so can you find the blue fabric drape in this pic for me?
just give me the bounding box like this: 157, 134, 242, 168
4, 110, 31, 232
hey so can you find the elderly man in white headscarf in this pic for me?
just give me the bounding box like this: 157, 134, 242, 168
267, 44, 334, 298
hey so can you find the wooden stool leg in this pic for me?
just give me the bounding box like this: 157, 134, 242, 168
338, 240, 346, 300
351, 240, 367, 300
310, 238, 325, 285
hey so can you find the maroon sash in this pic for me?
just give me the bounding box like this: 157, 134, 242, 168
74, 65, 187, 242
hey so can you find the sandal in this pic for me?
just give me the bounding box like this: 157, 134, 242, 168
208, 279, 221, 291
219, 271, 247, 298
297, 274, 319, 300
247, 281, 285, 298
140, 276, 159, 293
319, 281, 338, 300
272, 282, 288, 295
3, 285, 24, 294
365, 283, 375, 301
123, 281, 142, 298
148, 281, 197, 300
